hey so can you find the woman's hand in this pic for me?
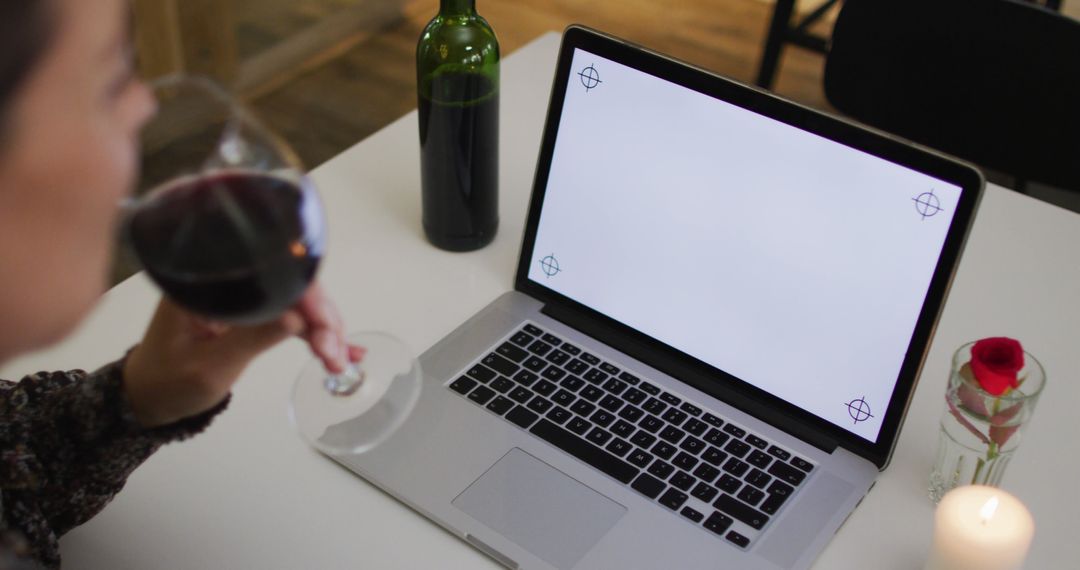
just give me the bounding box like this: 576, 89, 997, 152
123, 283, 362, 428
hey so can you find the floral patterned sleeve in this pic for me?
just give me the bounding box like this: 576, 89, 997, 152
0, 354, 229, 569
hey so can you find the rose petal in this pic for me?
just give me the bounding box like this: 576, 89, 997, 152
970, 338, 1024, 395
956, 370, 990, 417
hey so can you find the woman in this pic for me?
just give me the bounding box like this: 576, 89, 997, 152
0, 0, 357, 566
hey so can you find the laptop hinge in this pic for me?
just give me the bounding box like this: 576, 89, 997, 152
541, 303, 839, 454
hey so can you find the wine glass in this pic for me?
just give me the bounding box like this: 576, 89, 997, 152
123, 75, 421, 455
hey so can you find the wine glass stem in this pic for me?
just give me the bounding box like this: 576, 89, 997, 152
324, 364, 366, 397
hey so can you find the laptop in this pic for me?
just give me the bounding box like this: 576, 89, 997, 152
335, 26, 983, 570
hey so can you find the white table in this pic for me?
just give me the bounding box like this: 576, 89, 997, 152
5, 32, 1079, 569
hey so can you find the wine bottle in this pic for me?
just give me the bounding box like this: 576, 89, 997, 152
416, 0, 499, 251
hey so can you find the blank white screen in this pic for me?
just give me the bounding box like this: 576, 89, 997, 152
528, 49, 961, 441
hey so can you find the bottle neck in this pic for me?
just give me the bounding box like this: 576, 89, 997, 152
439, 0, 476, 15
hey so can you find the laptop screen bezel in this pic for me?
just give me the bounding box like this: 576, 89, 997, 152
514, 25, 983, 469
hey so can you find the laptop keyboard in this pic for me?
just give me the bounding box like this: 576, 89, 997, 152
445, 322, 815, 550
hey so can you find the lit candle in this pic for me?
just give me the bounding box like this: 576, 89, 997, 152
925, 485, 1035, 570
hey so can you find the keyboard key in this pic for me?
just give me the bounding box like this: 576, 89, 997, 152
623, 387, 647, 405
513, 370, 538, 386
737, 486, 765, 506
496, 342, 529, 363
791, 457, 814, 472
533, 380, 557, 397
631, 473, 665, 499
546, 406, 572, 424
591, 410, 616, 428
527, 396, 553, 414
692, 463, 721, 484
580, 352, 600, 365
559, 375, 585, 391
661, 408, 688, 426
565, 359, 589, 375
717, 474, 742, 494
523, 356, 547, 372
510, 331, 533, 347
683, 418, 708, 436
725, 531, 750, 548
482, 353, 519, 377
747, 450, 773, 469
566, 417, 592, 435
724, 439, 751, 458
570, 400, 597, 416
768, 461, 807, 486
468, 386, 496, 405
659, 426, 686, 444
767, 445, 791, 461
722, 457, 750, 478
659, 488, 688, 510
618, 371, 640, 385
745, 434, 768, 449
627, 449, 653, 468
680, 506, 704, 523
490, 376, 514, 394
611, 420, 636, 438
679, 436, 706, 455
486, 396, 514, 415
579, 385, 604, 402
584, 369, 609, 384
606, 438, 633, 457
541, 333, 562, 345
647, 460, 675, 479
449, 377, 477, 394
691, 482, 719, 503
531, 419, 639, 484
599, 362, 620, 376
651, 441, 678, 460
598, 394, 624, 412
702, 446, 729, 466
659, 392, 682, 406
703, 511, 734, 536
746, 468, 772, 489
679, 402, 702, 416
467, 365, 497, 383
508, 386, 533, 404
642, 397, 668, 415
587, 428, 613, 446
506, 406, 539, 428
768, 480, 794, 498
670, 471, 696, 492
528, 340, 553, 356
541, 366, 567, 382
551, 389, 575, 407
760, 492, 789, 515
638, 415, 664, 433
722, 423, 747, 439
630, 431, 657, 448
702, 412, 724, 427
561, 342, 581, 355
638, 381, 661, 395
545, 349, 570, 366
602, 378, 628, 395
714, 494, 769, 530
704, 428, 730, 447
617, 405, 644, 423
523, 324, 543, 336
672, 452, 699, 471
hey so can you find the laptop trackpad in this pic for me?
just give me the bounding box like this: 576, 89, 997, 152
452, 448, 626, 569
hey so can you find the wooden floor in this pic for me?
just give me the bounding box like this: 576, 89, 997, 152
242, 0, 836, 169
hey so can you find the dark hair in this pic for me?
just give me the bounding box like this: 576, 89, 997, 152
0, 1, 54, 134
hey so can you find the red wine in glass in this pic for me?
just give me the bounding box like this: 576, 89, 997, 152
126, 169, 324, 325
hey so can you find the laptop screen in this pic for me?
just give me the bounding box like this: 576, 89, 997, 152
525, 47, 963, 443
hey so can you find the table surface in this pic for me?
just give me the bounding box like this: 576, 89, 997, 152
5, 32, 1079, 569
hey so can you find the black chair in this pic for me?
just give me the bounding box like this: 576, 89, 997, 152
823, 0, 1080, 192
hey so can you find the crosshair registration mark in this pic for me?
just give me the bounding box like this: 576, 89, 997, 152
845, 397, 874, 425
539, 254, 561, 277
579, 64, 601, 92
913, 189, 943, 221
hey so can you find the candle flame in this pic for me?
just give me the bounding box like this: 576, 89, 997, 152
979, 496, 1000, 524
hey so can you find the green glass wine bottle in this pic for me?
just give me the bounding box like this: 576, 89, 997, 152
416, 0, 499, 251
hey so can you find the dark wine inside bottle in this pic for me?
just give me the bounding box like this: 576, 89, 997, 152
418, 72, 499, 251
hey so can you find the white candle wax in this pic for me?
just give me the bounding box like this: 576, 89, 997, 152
926, 485, 1035, 570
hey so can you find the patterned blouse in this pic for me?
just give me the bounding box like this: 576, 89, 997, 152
0, 355, 228, 568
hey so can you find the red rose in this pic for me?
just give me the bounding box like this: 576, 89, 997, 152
969, 337, 1025, 396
